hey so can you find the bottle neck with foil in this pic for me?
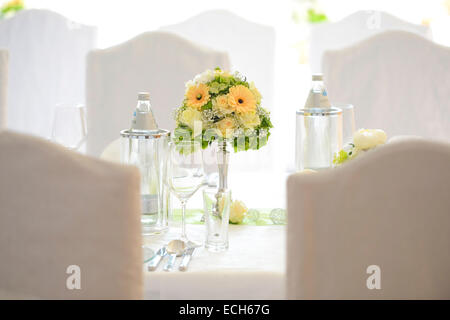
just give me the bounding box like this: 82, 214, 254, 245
131, 92, 159, 132
304, 74, 331, 109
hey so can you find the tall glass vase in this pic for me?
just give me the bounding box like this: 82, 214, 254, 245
203, 140, 231, 252
216, 140, 230, 192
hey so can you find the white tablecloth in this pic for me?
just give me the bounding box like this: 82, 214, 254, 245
143, 224, 286, 300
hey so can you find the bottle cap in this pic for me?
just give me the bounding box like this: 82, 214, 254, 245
312, 74, 323, 81
138, 92, 150, 100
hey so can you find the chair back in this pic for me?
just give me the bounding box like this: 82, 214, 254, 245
323, 31, 450, 141
0, 9, 96, 138
287, 139, 450, 299
310, 10, 431, 73
86, 31, 230, 156
161, 10, 275, 111
162, 12, 276, 172
0, 131, 142, 299
0, 50, 8, 129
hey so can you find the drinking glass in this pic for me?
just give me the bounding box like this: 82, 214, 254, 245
203, 187, 231, 252
335, 104, 356, 146
51, 104, 87, 151
166, 141, 205, 242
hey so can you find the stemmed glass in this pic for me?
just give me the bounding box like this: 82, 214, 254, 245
166, 140, 205, 242
335, 103, 356, 146
51, 104, 87, 151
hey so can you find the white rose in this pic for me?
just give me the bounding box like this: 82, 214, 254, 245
194, 69, 215, 84
229, 200, 248, 224
353, 129, 387, 150
184, 80, 195, 91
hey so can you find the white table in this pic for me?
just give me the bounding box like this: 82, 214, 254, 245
143, 224, 286, 300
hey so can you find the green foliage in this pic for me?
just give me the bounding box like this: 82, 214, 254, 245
201, 100, 213, 111
307, 8, 328, 24
333, 149, 349, 165
0, 0, 24, 18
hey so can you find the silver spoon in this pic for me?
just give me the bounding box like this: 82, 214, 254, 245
163, 239, 186, 272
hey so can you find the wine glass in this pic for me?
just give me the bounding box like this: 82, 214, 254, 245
51, 104, 87, 151
335, 103, 356, 146
166, 140, 205, 242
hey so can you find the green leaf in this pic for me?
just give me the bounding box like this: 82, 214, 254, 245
307, 8, 328, 24
201, 101, 212, 111
333, 149, 349, 165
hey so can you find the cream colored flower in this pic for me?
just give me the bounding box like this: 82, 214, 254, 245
214, 68, 232, 77
353, 129, 387, 150
184, 80, 195, 91
237, 112, 261, 129
249, 81, 262, 105
216, 117, 236, 138
228, 85, 256, 114
186, 83, 210, 109
349, 147, 362, 160
229, 200, 248, 224
193, 69, 215, 84
180, 108, 202, 130
212, 94, 234, 114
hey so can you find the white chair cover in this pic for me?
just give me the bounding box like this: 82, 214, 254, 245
86, 31, 230, 157
0, 9, 96, 138
323, 31, 450, 141
310, 10, 431, 73
287, 139, 450, 299
161, 10, 276, 111
0, 131, 142, 299
0, 50, 7, 129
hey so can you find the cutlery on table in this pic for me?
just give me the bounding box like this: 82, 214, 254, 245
163, 239, 186, 272
179, 247, 196, 271
147, 247, 167, 271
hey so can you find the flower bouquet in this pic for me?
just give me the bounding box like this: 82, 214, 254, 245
173, 68, 273, 191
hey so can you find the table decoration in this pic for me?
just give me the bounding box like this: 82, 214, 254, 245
173, 68, 273, 202
171, 208, 286, 226
228, 199, 248, 224
333, 128, 387, 165
270, 208, 287, 225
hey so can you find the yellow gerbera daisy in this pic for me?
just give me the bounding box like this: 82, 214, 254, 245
186, 83, 210, 109
228, 85, 256, 114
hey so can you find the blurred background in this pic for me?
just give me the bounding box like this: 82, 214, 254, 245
0, 0, 449, 176
14, 0, 449, 48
